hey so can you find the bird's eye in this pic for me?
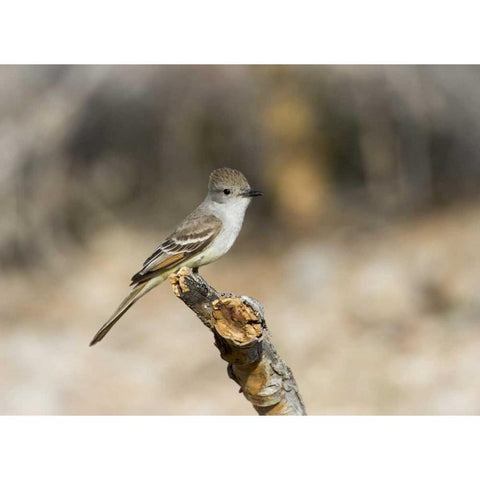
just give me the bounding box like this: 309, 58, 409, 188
223, 189, 231, 195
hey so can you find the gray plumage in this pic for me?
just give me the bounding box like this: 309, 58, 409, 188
89, 167, 261, 346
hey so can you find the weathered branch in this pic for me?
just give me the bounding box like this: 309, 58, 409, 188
169, 267, 306, 415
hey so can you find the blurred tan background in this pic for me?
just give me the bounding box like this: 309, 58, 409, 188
2, 65, 480, 414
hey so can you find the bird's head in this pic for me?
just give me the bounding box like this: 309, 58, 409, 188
207, 167, 262, 205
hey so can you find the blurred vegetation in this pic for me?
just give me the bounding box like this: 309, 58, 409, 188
2, 65, 480, 268
3, 66, 480, 414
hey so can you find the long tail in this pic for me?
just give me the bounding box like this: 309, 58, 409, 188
89, 277, 163, 346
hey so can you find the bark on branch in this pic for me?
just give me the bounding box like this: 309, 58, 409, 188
169, 267, 306, 415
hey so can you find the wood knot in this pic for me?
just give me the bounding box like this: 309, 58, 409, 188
169, 267, 192, 297
212, 297, 262, 346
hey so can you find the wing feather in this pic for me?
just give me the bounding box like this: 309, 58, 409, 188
130, 214, 222, 285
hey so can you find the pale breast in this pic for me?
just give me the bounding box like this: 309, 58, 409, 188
193, 199, 248, 267
197, 223, 238, 265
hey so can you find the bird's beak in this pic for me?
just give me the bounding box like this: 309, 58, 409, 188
243, 189, 263, 198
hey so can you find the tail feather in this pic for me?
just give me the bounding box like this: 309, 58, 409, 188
89, 278, 161, 346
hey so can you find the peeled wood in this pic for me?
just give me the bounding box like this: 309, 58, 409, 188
169, 267, 306, 415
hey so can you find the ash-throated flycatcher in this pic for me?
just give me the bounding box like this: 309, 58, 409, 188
90, 167, 262, 346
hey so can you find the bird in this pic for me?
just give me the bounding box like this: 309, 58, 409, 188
89, 167, 262, 346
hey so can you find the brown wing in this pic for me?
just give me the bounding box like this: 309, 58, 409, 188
130, 213, 222, 285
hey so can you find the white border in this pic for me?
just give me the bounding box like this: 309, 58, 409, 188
1, 1, 478, 63
1, 416, 479, 479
